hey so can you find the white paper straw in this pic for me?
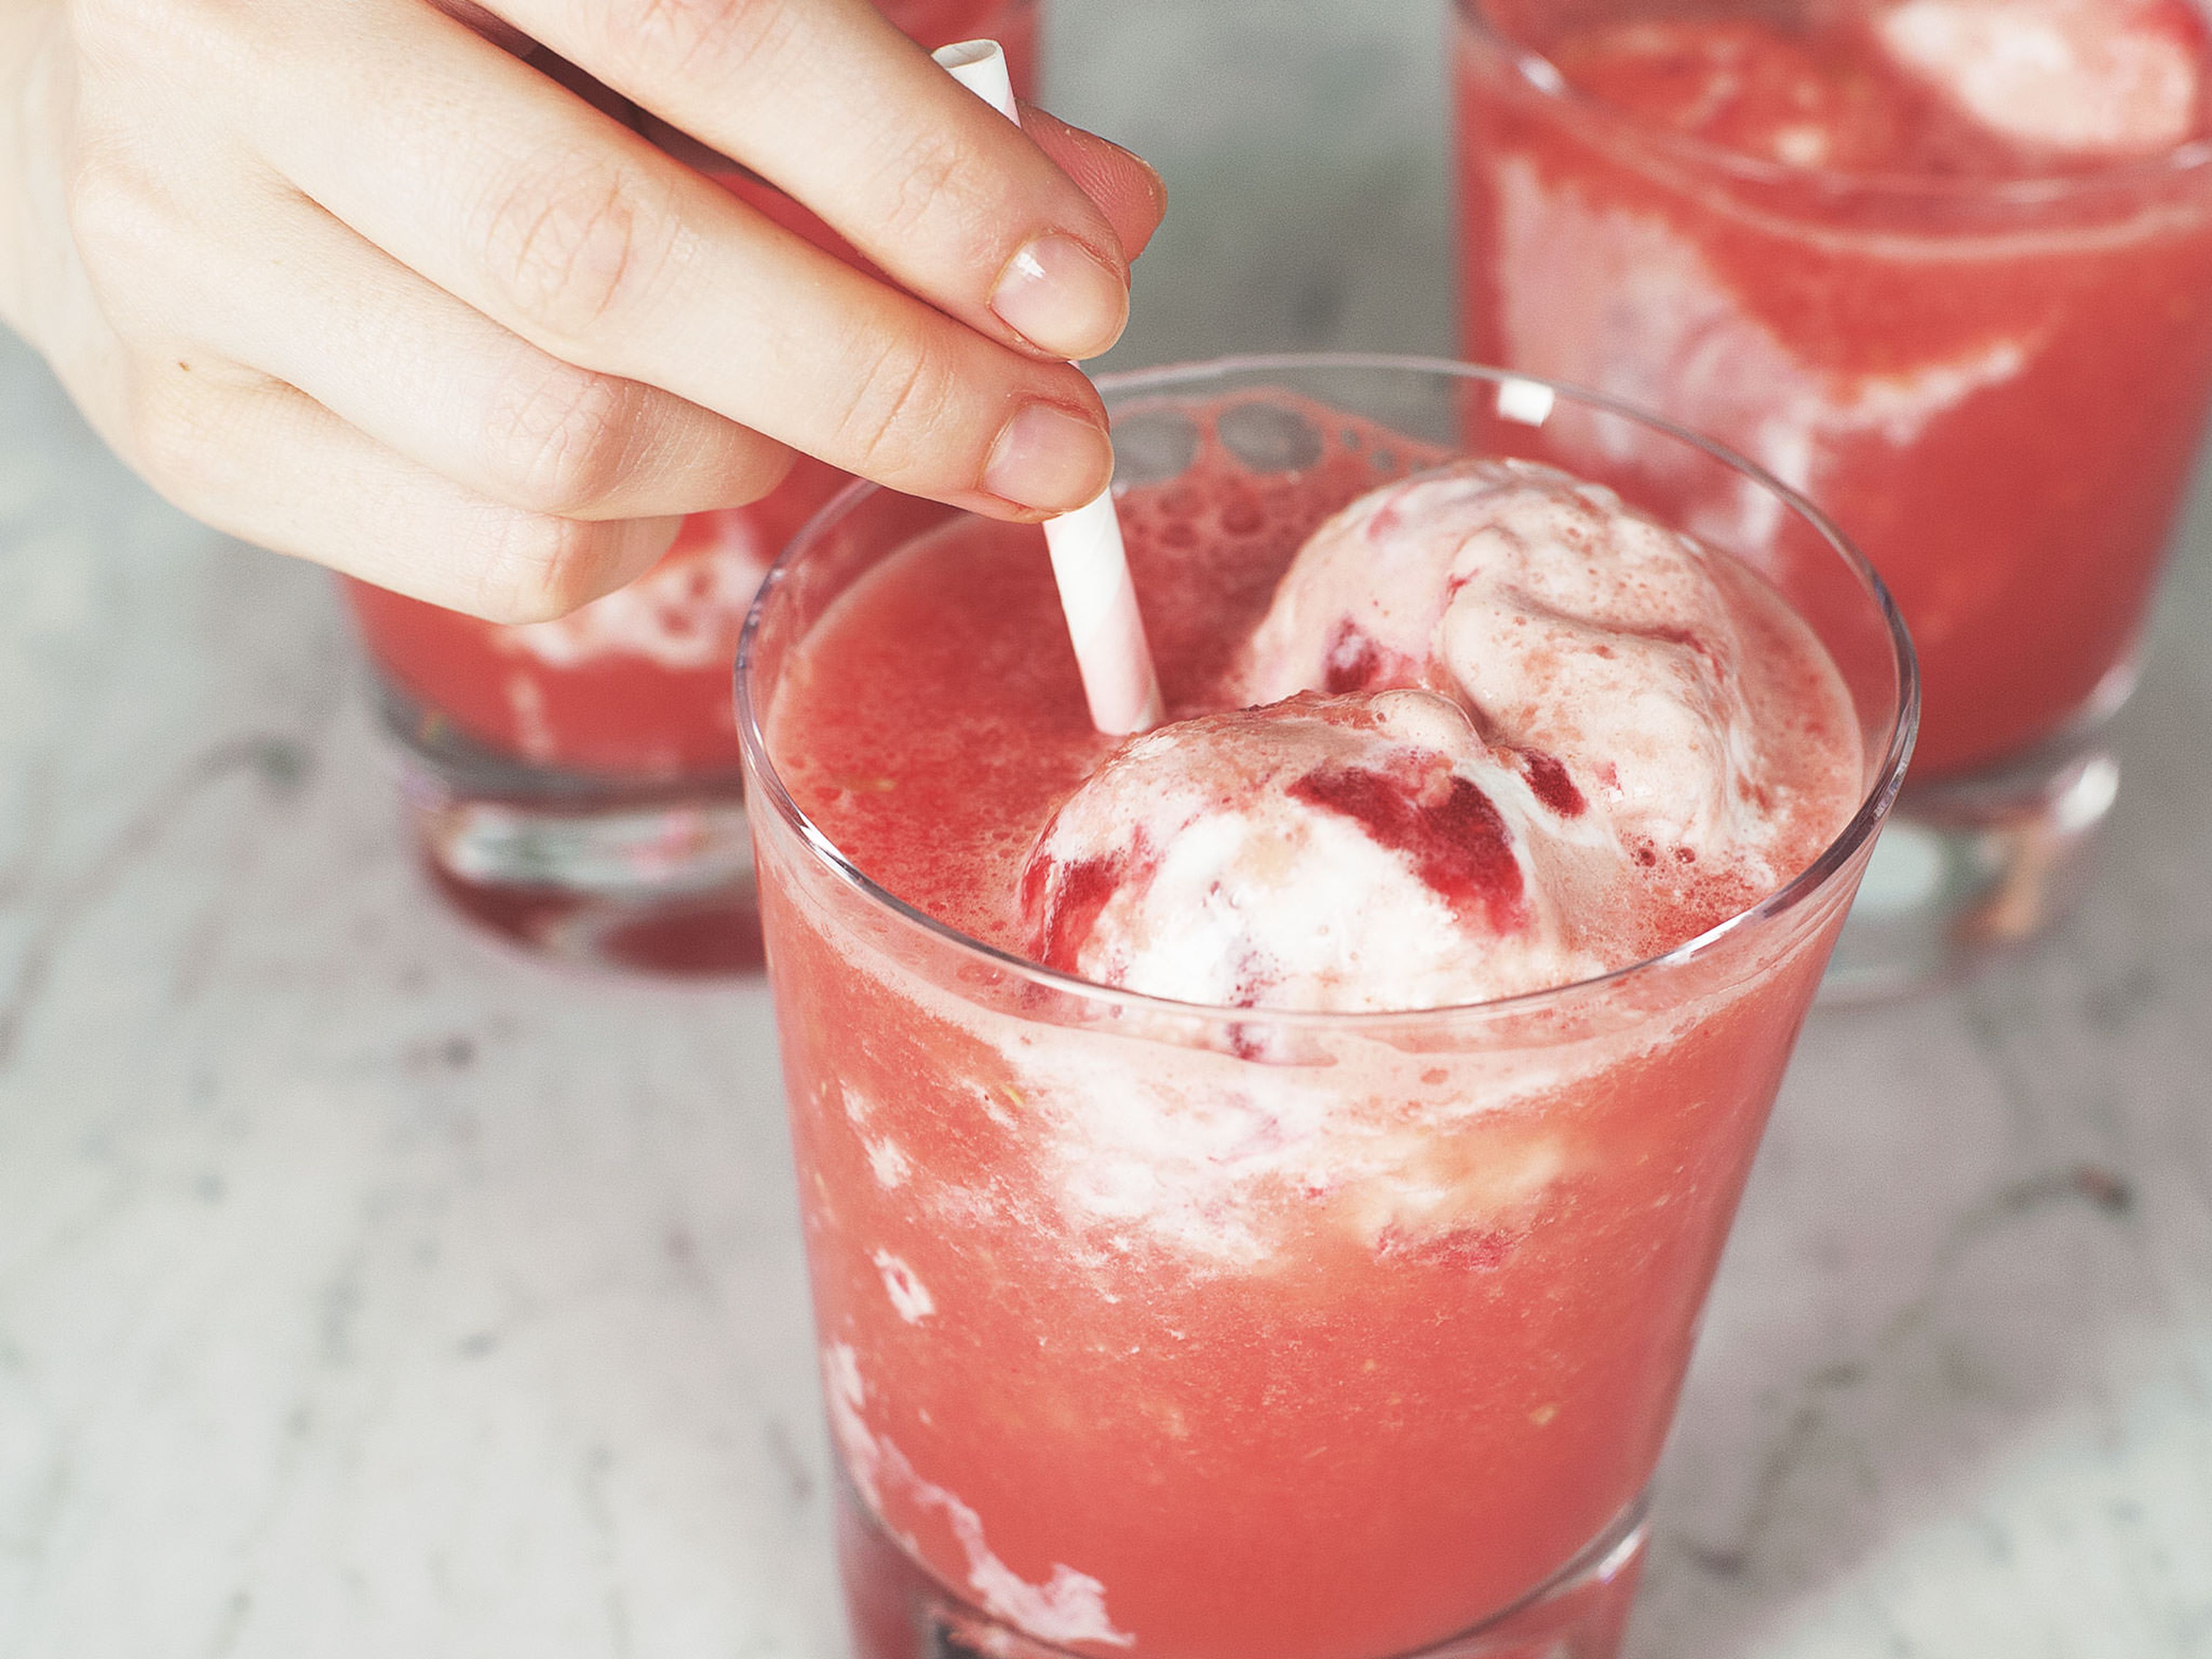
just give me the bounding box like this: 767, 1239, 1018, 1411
934, 39, 1164, 736
934, 37, 1020, 119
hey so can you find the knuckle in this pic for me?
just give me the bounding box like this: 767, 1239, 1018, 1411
65, 0, 128, 63
487, 362, 639, 515
121, 372, 225, 503
77, 0, 256, 97
867, 124, 974, 247
831, 329, 960, 480
476, 153, 676, 343
69, 0, 168, 59
600, 0, 796, 86
466, 512, 616, 624
63, 143, 160, 281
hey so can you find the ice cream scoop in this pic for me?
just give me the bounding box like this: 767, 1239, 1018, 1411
1236, 459, 1797, 885
1017, 458, 1861, 1013
1019, 690, 1611, 1012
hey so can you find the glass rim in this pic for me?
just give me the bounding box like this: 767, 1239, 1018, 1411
736, 351, 1922, 1031
1455, 0, 2212, 206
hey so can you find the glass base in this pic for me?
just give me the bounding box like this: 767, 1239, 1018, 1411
376, 680, 763, 976
1822, 739, 2120, 1002
836, 1480, 1649, 1659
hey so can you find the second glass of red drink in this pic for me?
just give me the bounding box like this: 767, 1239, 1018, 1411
340, 0, 1043, 975
1456, 0, 2212, 990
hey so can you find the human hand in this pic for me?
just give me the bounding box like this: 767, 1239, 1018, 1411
0, 0, 1165, 620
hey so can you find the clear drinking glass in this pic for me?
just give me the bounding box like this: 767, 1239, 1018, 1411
341, 0, 1041, 976
1454, 0, 2212, 992
738, 357, 1915, 1658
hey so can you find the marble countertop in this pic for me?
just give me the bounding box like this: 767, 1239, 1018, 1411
3, 2, 2210, 1654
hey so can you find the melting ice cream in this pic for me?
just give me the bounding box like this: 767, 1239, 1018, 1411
1020, 460, 1853, 1013
1021, 688, 1612, 1012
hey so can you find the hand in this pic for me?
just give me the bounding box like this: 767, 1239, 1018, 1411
0, 0, 1165, 620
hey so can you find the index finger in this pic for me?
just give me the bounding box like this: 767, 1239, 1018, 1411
491, 0, 1153, 361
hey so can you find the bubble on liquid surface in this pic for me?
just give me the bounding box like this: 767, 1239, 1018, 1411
1217, 400, 1327, 475
1109, 410, 1201, 489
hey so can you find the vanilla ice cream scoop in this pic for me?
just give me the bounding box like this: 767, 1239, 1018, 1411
1236, 459, 1791, 884
1873, 0, 2204, 159
1019, 690, 1612, 1013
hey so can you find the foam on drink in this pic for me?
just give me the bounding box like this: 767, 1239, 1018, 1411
1873, 0, 2205, 160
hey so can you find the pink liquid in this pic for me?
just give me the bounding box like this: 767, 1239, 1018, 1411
757, 409, 1867, 1657
1457, 0, 2212, 777
344, 0, 1041, 781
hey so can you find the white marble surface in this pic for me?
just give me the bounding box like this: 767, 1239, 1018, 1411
4, 1, 2212, 1654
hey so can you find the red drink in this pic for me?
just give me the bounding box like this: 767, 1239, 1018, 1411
1456, 0, 2212, 782
343, 0, 1040, 969
349, 456, 846, 779
740, 361, 1915, 1657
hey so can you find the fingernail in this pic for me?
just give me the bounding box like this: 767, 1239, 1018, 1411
991, 234, 1130, 359
984, 403, 1113, 513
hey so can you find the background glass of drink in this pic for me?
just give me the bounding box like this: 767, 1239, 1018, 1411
1455, 0, 2212, 991
341, 0, 1040, 977
738, 357, 1915, 1659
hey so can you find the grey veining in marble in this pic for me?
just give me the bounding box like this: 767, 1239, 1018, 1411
3, 1, 2211, 1654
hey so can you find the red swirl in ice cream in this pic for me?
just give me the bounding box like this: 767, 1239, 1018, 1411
1020, 689, 1612, 1011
